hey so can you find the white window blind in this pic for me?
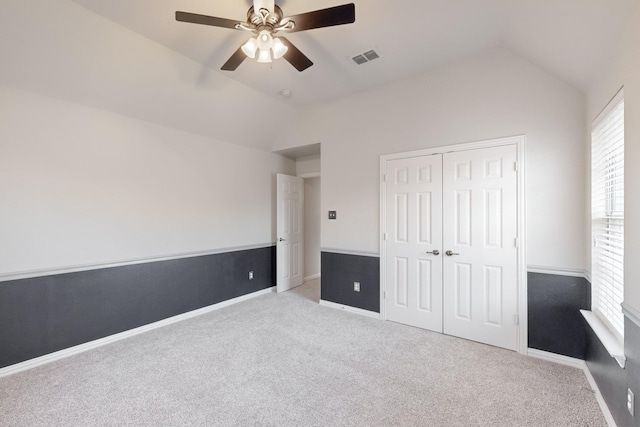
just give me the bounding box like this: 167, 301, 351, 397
592, 92, 624, 339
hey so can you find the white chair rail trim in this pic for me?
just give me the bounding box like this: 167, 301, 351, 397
622, 302, 640, 329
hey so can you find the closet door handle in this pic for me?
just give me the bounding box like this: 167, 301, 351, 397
445, 250, 459, 256
426, 250, 440, 256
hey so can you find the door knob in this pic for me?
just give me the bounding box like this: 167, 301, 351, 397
426, 250, 440, 256
445, 250, 459, 256
279, 238, 286, 242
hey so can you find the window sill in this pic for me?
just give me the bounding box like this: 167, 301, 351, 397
581, 310, 626, 368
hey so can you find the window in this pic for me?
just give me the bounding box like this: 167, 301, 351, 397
591, 90, 624, 339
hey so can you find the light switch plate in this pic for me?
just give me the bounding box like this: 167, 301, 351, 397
328, 210, 337, 220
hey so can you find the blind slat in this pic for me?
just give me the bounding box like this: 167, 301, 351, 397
591, 96, 624, 338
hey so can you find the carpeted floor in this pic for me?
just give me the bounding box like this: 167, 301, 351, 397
0, 279, 606, 426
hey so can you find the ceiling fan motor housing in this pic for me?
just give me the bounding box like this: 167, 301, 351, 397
247, 5, 284, 29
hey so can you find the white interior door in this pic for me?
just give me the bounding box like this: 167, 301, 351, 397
442, 145, 518, 350
383, 144, 519, 351
384, 155, 443, 332
277, 173, 304, 293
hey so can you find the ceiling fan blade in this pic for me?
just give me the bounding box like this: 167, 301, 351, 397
221, 46, 248, 71
175, 11, 240, 30
279, 37, 313, 72
285, 3, 355, 33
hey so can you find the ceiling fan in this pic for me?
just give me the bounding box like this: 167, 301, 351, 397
176, 0, 355, 72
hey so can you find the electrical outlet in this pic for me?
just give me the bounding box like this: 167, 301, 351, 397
328, 210, 337, 220
248, 271, 254, 280
629, 388, 635, 416
354, 281, 360, 292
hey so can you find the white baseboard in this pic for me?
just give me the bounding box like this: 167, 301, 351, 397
527, 349, 616, 427
527, 348, 586, 369
304, 274, 320, 282
583, 362, 618, 427
319, 299, 381, 319
0, 287, 275, 379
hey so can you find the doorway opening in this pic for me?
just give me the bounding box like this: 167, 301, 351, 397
273, 143, 321, 295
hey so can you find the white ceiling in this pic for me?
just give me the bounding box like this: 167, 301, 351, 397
498, 0, 638, 93
71, 0, 637, 107
1, 0, 636, 152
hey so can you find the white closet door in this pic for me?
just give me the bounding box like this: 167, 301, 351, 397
384, 155, 443, 332
442, 145, 518, 350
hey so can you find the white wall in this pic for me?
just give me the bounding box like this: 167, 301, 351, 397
296, 155, 321, 279
296, 156, 321, 177
587, 6, 640, 308
0, 0, 294, 151
304, 177, 321, 279
275, 48, 587, 270
0, 84, 295, 275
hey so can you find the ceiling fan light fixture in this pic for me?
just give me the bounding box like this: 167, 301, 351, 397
257, 30, 273, 50
241, 37, 259, 59
257, 48, 272, 63
272, 37, 288, 59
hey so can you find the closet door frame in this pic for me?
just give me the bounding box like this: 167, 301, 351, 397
379, 135, 527, 355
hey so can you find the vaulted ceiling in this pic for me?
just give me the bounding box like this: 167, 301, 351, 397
1, 0, 637, 150
72, 0, 637, 106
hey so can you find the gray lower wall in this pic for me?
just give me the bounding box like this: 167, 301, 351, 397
8, 243, 636, 426
586, 317, 640, 427
0, 246, 275, 369
320, 252, 380, 313
527, 272, 591, 359
626, 317, 640, 427
318, 256, 592, 357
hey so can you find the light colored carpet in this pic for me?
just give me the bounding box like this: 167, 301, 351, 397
0, 279, 605, 426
